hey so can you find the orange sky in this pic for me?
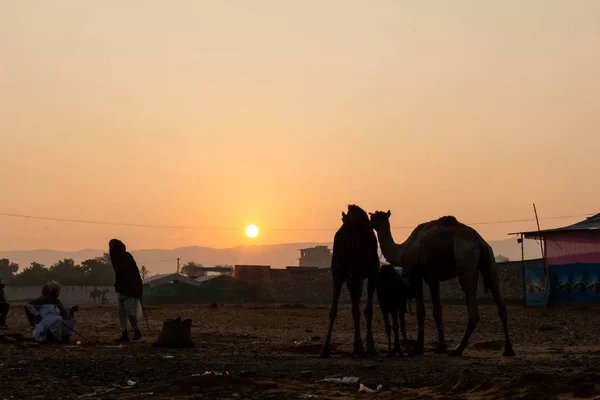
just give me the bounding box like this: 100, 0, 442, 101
1, 1, 599, 251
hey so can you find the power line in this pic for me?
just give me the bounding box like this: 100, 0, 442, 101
0, 212, 238, 231
0, 211, 595, 232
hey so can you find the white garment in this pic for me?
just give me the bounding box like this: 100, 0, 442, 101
117, 294, 141, 331
26, 303, 76, 342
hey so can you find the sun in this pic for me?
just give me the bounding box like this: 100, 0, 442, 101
245, 224, 259, 238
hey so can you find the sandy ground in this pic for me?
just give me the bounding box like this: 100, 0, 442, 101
2, 301, 600, 399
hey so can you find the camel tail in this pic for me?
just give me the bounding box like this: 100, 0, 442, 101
478, 238, 496, 295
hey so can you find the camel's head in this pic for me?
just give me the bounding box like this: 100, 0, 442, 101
342, 204, 370, 225
369, 210, 392, 232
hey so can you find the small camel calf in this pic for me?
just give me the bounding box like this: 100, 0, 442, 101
377, 264, 414, 357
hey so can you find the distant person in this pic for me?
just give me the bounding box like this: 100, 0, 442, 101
0, 279, 9, 328
109, 239, 143, 342
25, 281, 79, 343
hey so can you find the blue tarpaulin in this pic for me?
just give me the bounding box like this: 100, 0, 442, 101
548, 263, 600, 303
524, 267, 547, 307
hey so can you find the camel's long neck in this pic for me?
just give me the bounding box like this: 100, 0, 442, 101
376, 226, 405, 265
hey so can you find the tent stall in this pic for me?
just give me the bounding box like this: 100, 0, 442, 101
511, 213, 600, 306
143, 273, 258, 304
143, 273, 205, 302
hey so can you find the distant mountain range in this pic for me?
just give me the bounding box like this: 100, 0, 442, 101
0, 238, 543, 275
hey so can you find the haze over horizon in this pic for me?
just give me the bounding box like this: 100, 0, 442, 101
0, 238, 545, 274
1, 1, 599, 252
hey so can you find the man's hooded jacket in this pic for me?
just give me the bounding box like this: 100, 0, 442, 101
109, 239, 143, 299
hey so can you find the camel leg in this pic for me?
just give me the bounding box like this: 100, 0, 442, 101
365, 277, 377, 356
392, 309, 403, 357
410, 281, 425, 357
449, 272, 480, 357
488, 269, 516, 357
319, 277, 345, 358
429, 281, 447, 354
347, 279, 366, 357
399, 309, 407, 341
383, 310, 393, 357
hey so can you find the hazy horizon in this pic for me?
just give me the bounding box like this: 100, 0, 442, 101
2, 1, 599, 252
3, 240, 331, 252
0, 237, 545, 274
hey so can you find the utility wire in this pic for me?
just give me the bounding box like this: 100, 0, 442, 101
0, 211, 595, 232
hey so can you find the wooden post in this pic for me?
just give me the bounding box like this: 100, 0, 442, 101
520, 234, 526, 307
177, 258, 180, 274
533, 203, 551, 307
533, 203, 545, 259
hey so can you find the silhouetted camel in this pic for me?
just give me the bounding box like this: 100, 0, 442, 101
89, 288, 102, 303
320, 205, 380, 358
377, 264, 412, 357
370, 210, 515, 357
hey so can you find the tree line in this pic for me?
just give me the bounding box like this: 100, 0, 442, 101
0, 255, 150, 286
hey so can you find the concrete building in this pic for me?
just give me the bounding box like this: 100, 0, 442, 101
298, 245, 332, 268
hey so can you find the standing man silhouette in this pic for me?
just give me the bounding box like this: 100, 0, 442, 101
109, 239, 143, 342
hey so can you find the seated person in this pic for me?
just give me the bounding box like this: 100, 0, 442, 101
25, 281, 79, 343
0, 279, 9, 328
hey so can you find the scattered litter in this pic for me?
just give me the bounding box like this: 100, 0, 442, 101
111, 380, 137, 390
76, 340, 82, 345
163, 355, 175, 359
318, 376, 360, 384
78, 387, 116, 397
202, 371, 223, 376
232, 393, 241, 399
358, 384, 382, 394
296, 395, 316, 399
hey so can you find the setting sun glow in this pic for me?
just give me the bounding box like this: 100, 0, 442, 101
245, 224, 259, 239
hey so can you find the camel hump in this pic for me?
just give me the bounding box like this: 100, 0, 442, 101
437, 215, 459, 225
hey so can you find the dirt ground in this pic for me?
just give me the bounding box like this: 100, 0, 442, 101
2, 301, 600, 399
